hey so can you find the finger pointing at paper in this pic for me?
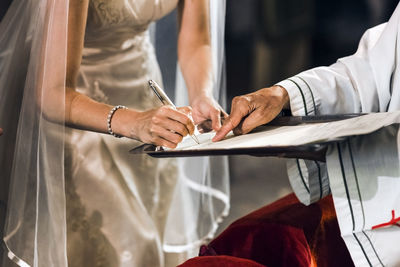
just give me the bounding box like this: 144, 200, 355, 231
212, 86, 289, 142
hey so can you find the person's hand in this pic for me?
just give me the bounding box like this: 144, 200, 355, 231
190, 95, 228, 133
212, 86, 289, 142
0, 128, 2, 136
115, 106, 195, 148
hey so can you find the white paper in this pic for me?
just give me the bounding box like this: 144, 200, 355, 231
173, 111, 400, 151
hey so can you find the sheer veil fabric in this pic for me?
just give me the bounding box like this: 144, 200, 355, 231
0, 0, 228, 266
161, 0, 229, 254
0, 0, 68, 266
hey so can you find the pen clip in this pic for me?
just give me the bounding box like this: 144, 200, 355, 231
148, 80, 173, 107
148, 80, 164, 103
148, 79, 200, 145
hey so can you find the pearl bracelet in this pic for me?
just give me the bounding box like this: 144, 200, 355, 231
107, 105, 127, 138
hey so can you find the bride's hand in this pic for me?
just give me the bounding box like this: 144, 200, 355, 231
190, 95, 228, 133
115, 106, 195, 148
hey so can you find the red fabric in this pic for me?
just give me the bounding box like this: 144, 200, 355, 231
177, 256, 265, 267
179, 194, 354, 267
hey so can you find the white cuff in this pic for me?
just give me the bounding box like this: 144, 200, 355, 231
277, 76, 319, 116
286, 159, 330, 206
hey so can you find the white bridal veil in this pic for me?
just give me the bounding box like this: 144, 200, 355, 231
159, 0, 229, 254
0, 0, 68, 266
0, 0, 228, 266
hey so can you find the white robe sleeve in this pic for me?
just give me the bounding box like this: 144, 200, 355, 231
278, 20, 396, 115
278, 4, 400, 206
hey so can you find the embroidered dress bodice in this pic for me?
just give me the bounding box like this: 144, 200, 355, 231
85, 0, 178, 44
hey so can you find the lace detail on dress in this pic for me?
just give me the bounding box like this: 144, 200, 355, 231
65, 151, 119, 267
86, 0, 178, 35
88, 0, 129, 28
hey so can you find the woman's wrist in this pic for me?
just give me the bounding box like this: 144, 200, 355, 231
187, 81, 214, 104
189, 91, 215, 106
189, 92, 209, 103
109, 108, 140, 139
107, 105, 128, 137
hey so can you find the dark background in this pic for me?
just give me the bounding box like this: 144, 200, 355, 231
0, 0, 11, 20
225, 0, 398, 106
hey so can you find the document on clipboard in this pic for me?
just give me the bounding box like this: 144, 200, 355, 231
130, 112, 400, 160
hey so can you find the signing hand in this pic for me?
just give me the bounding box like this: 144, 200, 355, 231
119, 106, 195, 149
190, 95, 228, 133
212, 86, 289, 142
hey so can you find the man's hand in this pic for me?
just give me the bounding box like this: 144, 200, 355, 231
213, 86, 289, 142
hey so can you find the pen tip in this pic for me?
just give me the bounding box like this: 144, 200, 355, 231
193, 135, 200, 144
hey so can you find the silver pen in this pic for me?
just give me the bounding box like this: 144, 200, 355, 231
148, 80, 200, 145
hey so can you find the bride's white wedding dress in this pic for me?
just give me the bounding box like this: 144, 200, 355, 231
64, 1, 186, 266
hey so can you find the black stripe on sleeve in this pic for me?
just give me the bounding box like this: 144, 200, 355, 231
362, 231, 385, 267
296, 76, 317, 113
348, 139, 384, 266
337, 143, 373, 266
296, 159, 310, 194
287, 78, 308, 115
337, 143, 355, 231
348, 139, 366, 229
353, 233, 373, 267
314, 161, 323, 200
